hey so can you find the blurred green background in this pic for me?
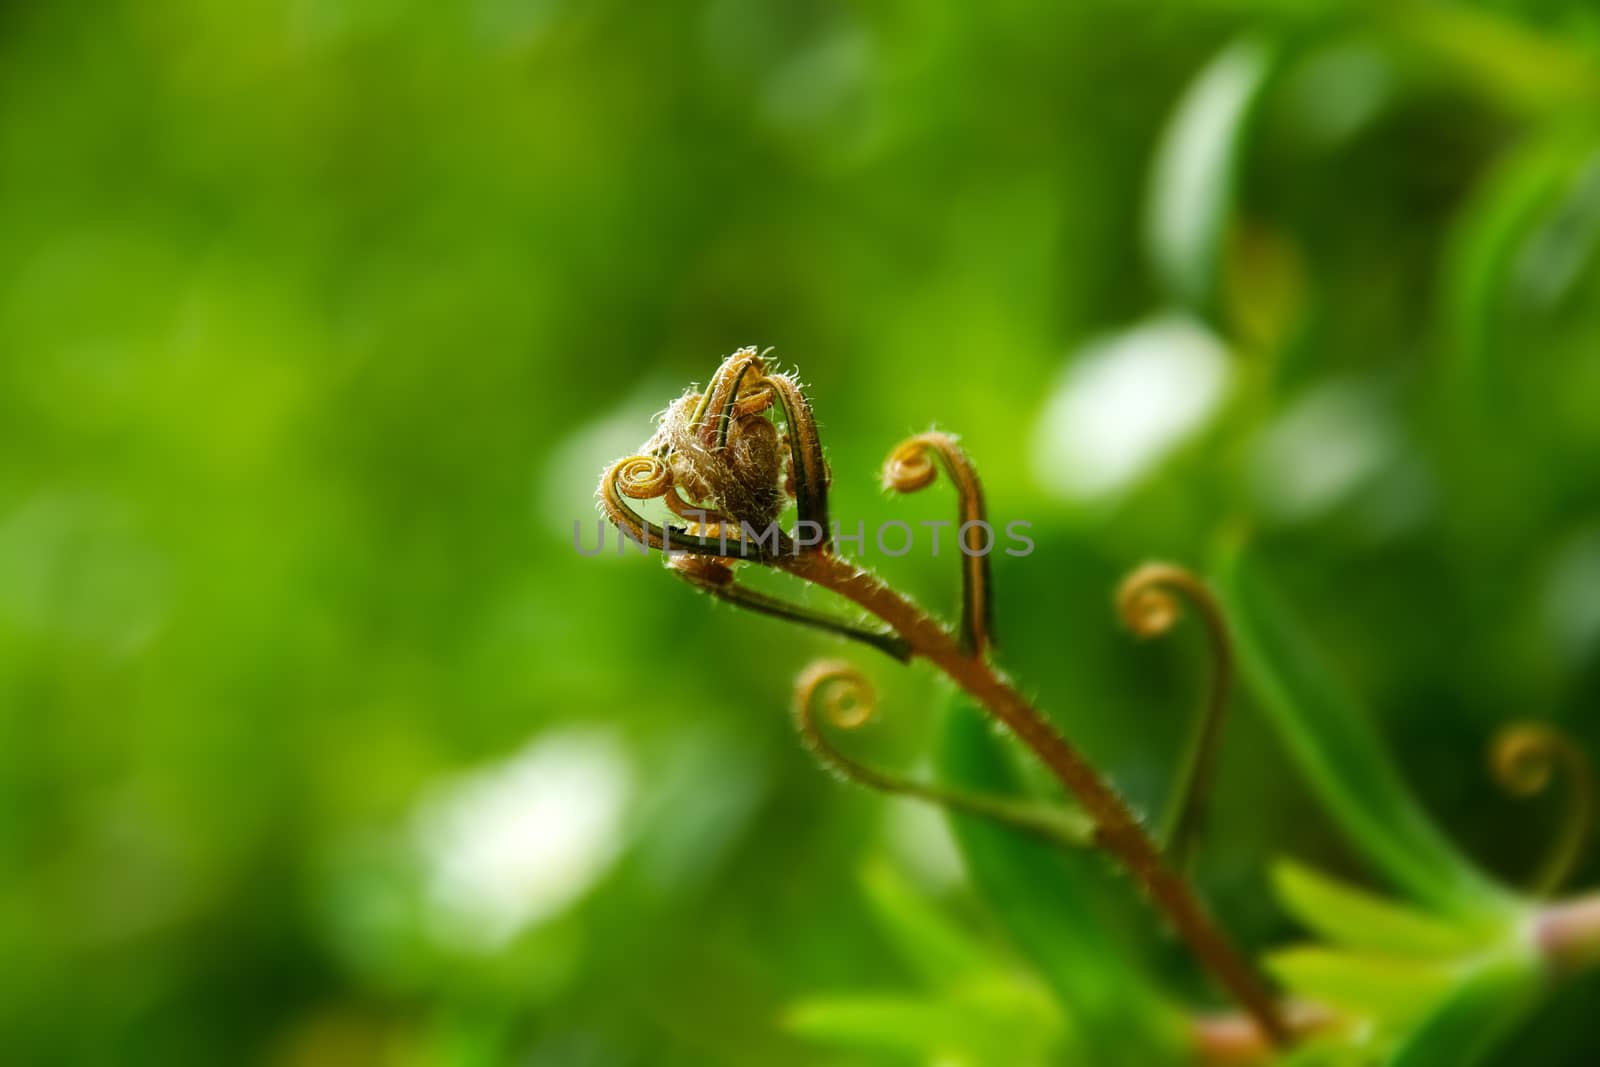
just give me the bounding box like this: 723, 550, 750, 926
4, 1, 1600, 1064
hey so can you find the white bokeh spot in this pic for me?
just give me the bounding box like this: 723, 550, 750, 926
1032, 316, 1231, 499
414, 728, 633, 952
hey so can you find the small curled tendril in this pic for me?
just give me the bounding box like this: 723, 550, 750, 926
792, 660, 1093, 849
1489, 723, 1594, 896
614, 455, 673, 499
883, 442, 939, 493
881, 432, 992, 657
599, 456, 766, 560
1116, 562, 1233, 867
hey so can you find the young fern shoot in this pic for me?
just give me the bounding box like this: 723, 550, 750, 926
596, 347, 1291, 1045
1117, 562, 1235, 868
1489, 723, 1595, 898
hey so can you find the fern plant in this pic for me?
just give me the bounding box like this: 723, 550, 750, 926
595, 348, 1599, 1066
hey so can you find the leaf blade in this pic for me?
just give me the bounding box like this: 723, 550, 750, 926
1385, 952, 1543, 1067
1211, 543, 1517, 924
1146, 37, 1277, 315
1272, 860, 1489, 959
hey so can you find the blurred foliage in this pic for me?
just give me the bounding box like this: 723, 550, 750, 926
4, 0, 1600, 1064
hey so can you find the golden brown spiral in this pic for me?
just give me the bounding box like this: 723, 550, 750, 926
795, 660, 876, 733
612, 454, 673, 500
1117, 564, 1189, 637
1489, 723, 1594, 896
883, 436, 941, 493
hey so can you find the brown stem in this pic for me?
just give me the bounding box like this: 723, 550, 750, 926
778, 548, 1290, 1046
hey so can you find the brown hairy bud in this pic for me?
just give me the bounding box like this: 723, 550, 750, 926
651, 347, 786, 530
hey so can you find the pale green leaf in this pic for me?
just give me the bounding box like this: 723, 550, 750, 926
1263, 946, 1458, 1024
1272, 860, 1491, 959
1146, 37, 1277, 314
784, 987, 1060, 1066
1441, 132, 1598, 414
859, 859, 995, 991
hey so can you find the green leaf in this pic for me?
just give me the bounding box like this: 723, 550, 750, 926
1272, 861, 1489, 959
1211, 543, 1518, 925
1385, 952, 1543, 1067
859, 859, 995, 991
784, 989, 1058, 1065
1146, 37, 1277, 316
1263, 945, 1459, 1024
1275, 1037, 1376, 1067
936, 697, 1183, 1067
1383, 4, 1600, 116
1440, 131, 1598, 414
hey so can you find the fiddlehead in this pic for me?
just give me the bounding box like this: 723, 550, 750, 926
596, 348, 1291, 1044
1489, 723, 1594, 896
882, 432, 993, 657
1116, 562, 1234, 866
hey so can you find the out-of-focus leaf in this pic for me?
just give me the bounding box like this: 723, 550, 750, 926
1385, 952, 1542, 1067
1211, 543, 1518, 925
859, 859, 994, 991
784, 985, 1061, 1066
1272, 861, 1491, 958
1263, 946, 1458, 1023
936, 697, 1183, 1067
1384, 4, 1600, 115
1440, 132, 1597, 413
1031, 314, 1232, 500
1146, 37, 1277, 315
1275, 1037, 1377, 1067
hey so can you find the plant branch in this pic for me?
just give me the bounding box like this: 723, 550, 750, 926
778, 547, 1290, 1046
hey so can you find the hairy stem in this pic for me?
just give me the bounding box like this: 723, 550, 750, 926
779, 548, 1289, 1045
